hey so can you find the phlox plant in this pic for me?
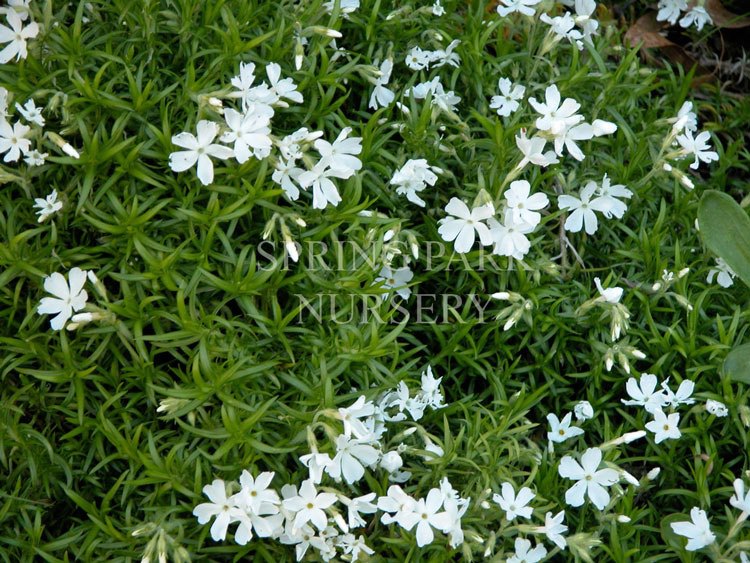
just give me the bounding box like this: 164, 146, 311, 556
1, 0, 750, 562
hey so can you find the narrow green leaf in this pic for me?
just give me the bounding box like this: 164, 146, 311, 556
697, 190, 750, 287
723, 342, 750, 384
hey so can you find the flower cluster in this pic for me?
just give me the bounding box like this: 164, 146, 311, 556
621, 373, 696, 443
656, 0, 713, 31
194, 368, 458, 559
169, 62, 364, 208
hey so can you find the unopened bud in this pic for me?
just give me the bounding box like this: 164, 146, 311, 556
309, 25, 342, 38
646, 467, 661, 481
617, 515, 631, 523
285, 240, 299, 262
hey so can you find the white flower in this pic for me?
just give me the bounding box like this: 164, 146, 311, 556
396, 489, 452, 547
490, 78, 525, 117
645, 408, 681, 443
488, 209, 535, 260
673, 101, 698, 133
657, 0, 687, 24
169, 120, 234, 186
443, 495, 469, 548
432, 0, 445, 16
323, 0, 360, 13
540, 12, 584, 49
339, 396, 376, 439
535, 510, 568, 549
0, 10, 38, 63
405, 46, 431, 70
282, 479, 338, 532
418, 365, 444, 409
730, 479, 750, 513
229, 61, 258, 105
193, 479, 245, 542
497, 0, 543, 17
558, 182, 609, 234
622, 373, 668, 413
670, 507, 716, 551
594, 277, 623, 304
299, 452, 332, 484
508, 537, 547, 563
661, 379, 695, 408
247, 63, 303, 108
407, 77, 460, 111
431, 40, 461, 68
220, 105, 273, 164
24, 148, 47, 166
33, 189, 63, 223
375, 265, 413, 300
0, 0, 32, 22
297, 162, 350, 209
514, 129, 559, 169
504, 180, 549, 227
232, 471, 280, 515
391, 158, 440, 207
369, 59, 395, 110
492, 482, 535, 520
705, 399, 728, 417
547, 412, 584, 443
0, 119, 31, 162
574, 0, 599, 38
437, 198, 494, 254
37, 268, 89, 331
679, 6, 712, 31
378, 485, 417, 525
595, 174, 632, 219
315, 127, 362, 176
559, 447, 620, 510
337, 533, 374, 561
574, 400, 594, 421
346, 493, 377, 529
325, 434, 380, 484
272, 159, 304, 201
16, 99, 44, 127
229, 473, 283, 543
707, 258, 735, 288
676, 130, 719, 169
554, 122, 594, 161
381, 381, 425, 421
529, 85, 583, 134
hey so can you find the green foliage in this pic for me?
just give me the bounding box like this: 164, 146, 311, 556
0, 0, 749, 562
698, 190, 750, 288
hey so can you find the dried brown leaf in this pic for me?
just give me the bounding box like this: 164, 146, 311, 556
625, 12, 675, 48
705, 0, 750, 28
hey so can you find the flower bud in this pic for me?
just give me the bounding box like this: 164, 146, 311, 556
380, 451, 404, 473
592, 119, 617, 136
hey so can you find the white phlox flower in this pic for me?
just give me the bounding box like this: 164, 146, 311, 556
558, 447, 620, 510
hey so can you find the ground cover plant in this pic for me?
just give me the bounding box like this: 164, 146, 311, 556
1, 0, 750, 561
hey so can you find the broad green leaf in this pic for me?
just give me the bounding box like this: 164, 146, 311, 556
723, 342, 750, 384
698, 190, 750, 287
